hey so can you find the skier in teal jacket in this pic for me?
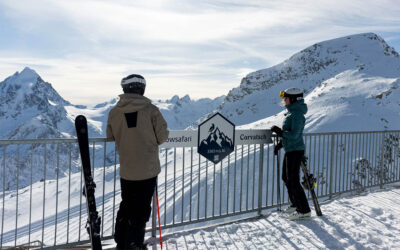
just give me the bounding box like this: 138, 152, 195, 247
271, 88, 311, 220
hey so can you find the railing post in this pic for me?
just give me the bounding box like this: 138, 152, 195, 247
276, 141, 281, 211
151, 187, 157, 237
329, 134, 335, 199
257, 144, 264, 216
380, 132, 386, 189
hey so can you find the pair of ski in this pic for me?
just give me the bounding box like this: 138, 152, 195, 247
75, 115, 102, 250
75, 115, 163, 249
300, 155, 323, 217
276, 143, 322, 218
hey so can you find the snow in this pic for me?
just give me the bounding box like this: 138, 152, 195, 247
161, 187, 400, 249
1, 153, 399, 249
240, 70, 400, 132
1, 136, 399, 249
48, 100, 57, 106
1, 32, 400, 248
214, 33, 400, 131
12, 67, 40, 84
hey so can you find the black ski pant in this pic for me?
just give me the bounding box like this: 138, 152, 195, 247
114, 176, 157, 247
282, 150, 311, 214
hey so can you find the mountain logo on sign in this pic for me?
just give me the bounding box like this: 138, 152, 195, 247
198, 123, 234, 163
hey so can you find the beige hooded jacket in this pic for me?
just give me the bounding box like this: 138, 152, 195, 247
106, 94, 169, 180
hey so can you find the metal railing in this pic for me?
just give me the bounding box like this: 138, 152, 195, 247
0, 130, 399, 249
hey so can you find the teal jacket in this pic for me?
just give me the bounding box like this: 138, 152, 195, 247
282, 99, 307, 152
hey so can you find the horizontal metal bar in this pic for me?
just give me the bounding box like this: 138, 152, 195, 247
1, 130, 398, 145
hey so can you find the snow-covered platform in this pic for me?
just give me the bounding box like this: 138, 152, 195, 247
131, 185, 400, 249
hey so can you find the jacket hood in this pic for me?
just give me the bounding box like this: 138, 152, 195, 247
286, 99, 307, 115
117, 93, 151, 111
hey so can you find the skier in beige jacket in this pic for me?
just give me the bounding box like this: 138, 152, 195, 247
106, 74, 169, 250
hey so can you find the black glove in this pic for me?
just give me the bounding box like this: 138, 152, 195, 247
274, 140, 283, 155
271, 126, 283, 137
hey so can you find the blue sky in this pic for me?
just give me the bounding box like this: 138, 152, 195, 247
0, 0, 399, 105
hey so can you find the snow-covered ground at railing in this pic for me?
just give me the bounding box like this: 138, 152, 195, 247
155, 186, 400, 249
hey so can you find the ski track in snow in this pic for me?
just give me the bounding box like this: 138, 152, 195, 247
157, 188, 400, 249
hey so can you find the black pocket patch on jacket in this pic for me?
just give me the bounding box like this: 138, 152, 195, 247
124, 112, 138, 128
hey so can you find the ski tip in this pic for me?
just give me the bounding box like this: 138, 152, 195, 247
76, 115, 87, 122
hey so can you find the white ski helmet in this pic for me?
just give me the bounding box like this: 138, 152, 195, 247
121, 74, 146, 95
280, 88, 303, 103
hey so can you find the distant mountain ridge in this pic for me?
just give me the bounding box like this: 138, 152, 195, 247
0, 67, 224, 189
155, 94, 225, 130
0, 68, 223, 140
1, 32, 400, 190
3, 33, 399, 138
208, 32, 400, 132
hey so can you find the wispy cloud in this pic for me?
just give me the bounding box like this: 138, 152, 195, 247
0, 0, 399, 105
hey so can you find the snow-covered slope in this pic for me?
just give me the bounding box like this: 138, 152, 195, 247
1, 151, 399, 249
0, 68, 224, 139
0, 68, 223, 189
243, 70, 400, 132
215, 33, 400, 132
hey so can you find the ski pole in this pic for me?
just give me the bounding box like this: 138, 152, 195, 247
274, 136, 282, 211
276, 140, 281, 212
156, 183, 163, 246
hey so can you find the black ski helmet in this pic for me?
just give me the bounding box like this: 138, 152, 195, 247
121, 74, 146, 95
280, 88, 303, 104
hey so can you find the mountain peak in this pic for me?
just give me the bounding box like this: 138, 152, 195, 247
169, 95, 180, 103
0, 67, 70, 117
218, 32, 400, 126
240, 32, 399, 88
292, 33, 399, 63
18, 67, 40, 81
21, 66, 38, 74
168, 94, 192, 103
181, 94, 191, 102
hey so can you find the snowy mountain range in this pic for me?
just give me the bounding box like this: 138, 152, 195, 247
1, 32, 400, 249
0, 67, 225, 189
0, 68, 223, 140
1, 32, 399, 190
1, 33, 399, 140
215, 33, 400, 132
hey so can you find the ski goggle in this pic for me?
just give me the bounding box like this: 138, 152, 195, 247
280, 91, 286, 98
